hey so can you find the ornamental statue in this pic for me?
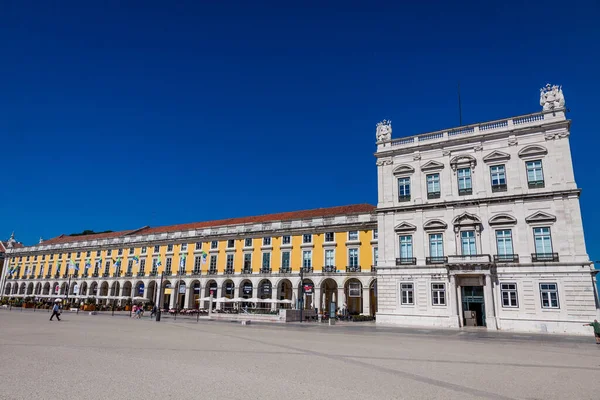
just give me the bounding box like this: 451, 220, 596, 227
376, 119, 392, 142
540, 84, 565, 111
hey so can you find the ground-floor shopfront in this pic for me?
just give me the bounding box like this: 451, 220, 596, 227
375, 263, 600, 335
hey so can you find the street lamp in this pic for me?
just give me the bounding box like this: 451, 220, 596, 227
111, 263, 121, 316
156, 272, 164, 322
299, 267, 304, 323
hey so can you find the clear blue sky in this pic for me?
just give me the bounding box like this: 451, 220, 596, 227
1, 1, 599, 263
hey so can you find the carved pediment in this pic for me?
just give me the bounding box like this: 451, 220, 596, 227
393, 164, 415, 176
483, 150, 511, 163
525, 211, 556, 224
488, 214, 517, 226
423, 219, 448, 231
450, 154, 477, 171
452, 212, 482, 226
420, 161, 445, 172
518, 145, 547, 159
394, 222, 417, 233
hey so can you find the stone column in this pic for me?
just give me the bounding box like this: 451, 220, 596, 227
169, 286, 177, 309
270, 286, 277, 312
337, 287, 345, 311
313, 287, 321, 314
362, 287, 371, 316
449, 275, 460, 327
456, 283, 463, 327
484, 274, 497, 330
185, 285, 193, 309
216, 286, 223, 310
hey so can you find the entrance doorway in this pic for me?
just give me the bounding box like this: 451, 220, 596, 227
462, 286, 486, 327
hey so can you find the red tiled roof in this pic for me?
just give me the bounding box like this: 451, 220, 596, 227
35, 204, 375, 247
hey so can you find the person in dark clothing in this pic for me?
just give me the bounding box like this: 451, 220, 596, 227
49, 302, 61, 321
583, 319, 600, 344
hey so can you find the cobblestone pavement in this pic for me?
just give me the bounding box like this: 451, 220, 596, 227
1, 310, 599, 400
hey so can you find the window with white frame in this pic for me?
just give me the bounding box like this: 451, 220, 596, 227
151, 259, 158, 274
426, 173, 441, 199
348, 282, 361, 297
460, 231, 476, 255
303, 234, 312, 244
167, 244, 174, 252
348, 248, 359, 267
95, 251, 100, 257
127, 260, 133, 274
107, 250, 112, 257
263, 237, 271, 246
129, 247, 135, 254
540, 283, 559, 309
526, 160, 544, 188
457, 167, 472, 195
165, 257, 172, 274
195, 242, 202, 250
401, 283, 414, 305
227, 239, 235, 249
399, 235, 413, 260
533, 227, 553, 255
243, 253, 252, 270
398, 177, 411, 201
495, 230, 514, 259
226, 254, 234, 269
153, 246, 159, 253
139, 259, 146, 274
281, 251, 290, 269
348, 231, 359, 241
373, 247, 378, 266
118, 248, 123, 256
211, 241, 218, 250
372, 229, 378, 240
500, 283, 518, 308
325, 249, 335, 267
193, 256, 201, 273
245, 238, 253, 247
262, 253, 271, 270
282, 235, 291, 245
209, 255, 217, 270
141, 247, 147, 254
76, 252, 81, 258
490, 164, 507, 192
432, 283, 446, 305
302, 251, 312, 268
104, 261, 110, 275
181, 243, 188, 251
429, 234, 444, 259
325, 232, 335, 242
86, 251, 91, 257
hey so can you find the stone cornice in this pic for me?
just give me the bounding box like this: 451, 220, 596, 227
375, 189, 581, 214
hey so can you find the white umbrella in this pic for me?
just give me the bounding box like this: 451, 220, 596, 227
54, 298, 63, 303
132, 297, 149, 303
279, 299, 293, 304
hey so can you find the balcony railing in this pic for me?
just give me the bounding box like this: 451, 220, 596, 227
426, 256, 448, 265
190, 271, 201, 277
427, 192, 441, 199
112, 272, 120, 278
208, 269, 218, 275
446, 254, 492, 264
260, 268, 271, 274
92, 273, 99, 278
458, 188, 473, 196
492, 184, 507, 193
28, 275, 35, 279
102, 273, 110, 277
279, 267, 291, 274
149, 272, 158, 277
45, 274, 51, 279
398, 195, 411, 202
241, 268, 252, 275
528, 180, 545, 189
301, 266, 313, 273
137, 272, 145, 277
124, 272, 133, 277
225, 268, 235, 275
531, 253, 559, 262
62, 274, 69, 279
396, 257, 417, 266
82, 273, 89, 278
323, 266, 337, 273
346, 265, 361, 273
494, 254, 519, 263
371, 265, 377, 272
54, 273, 60, 278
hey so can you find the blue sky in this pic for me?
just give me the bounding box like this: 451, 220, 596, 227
1, 1, 599, 263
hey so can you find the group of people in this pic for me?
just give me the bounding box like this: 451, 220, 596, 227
131, 304, 144, 319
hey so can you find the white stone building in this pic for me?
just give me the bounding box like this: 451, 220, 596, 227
374, 84, 600, 334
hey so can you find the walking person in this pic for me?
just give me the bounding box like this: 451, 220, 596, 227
49, 301, 61, 321
150, 305, 157, 319
583, 319, 600, 344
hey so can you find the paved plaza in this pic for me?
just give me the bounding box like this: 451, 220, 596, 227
1, 310, 599, 400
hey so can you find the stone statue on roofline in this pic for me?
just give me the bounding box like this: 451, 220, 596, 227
376, 119, 392, 142
540, 83, 565, 111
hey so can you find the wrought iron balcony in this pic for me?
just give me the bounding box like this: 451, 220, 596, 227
137, 272, 145, 277
82, 273, 89, 278
458, 188, 473, 196
102, 273, 110, 277
301, 266, 313, 273
225, 268, 235, 275
427, 191, 441, 199
45, 274, 51, 279
28, 275, 35, 279
112, 272, 120, 278
396, 257, 417, 266
279, 267, 291, 274
208, 269, 217, 275
493, 254, 519, 263
398, 195, 411, 202
72, 273, 79, 278
492, 184, 507, 193
190, 271, 201, 277
92, 273, 99, 278
446, 255, 492, 264
163, 271, 172, 276
54, 273, 61, 278
124, 272, 133, 277
323, 266, 337, 273
426, 256, 448, 265
528, 180, 545, 189
260, 268, 271, 274
241, 268, 252, 275
371, 265, 377, 272
346, 265, 361, 273
149, 272, 158, 277
62, 274, 69, 278
531, 253, 559, 262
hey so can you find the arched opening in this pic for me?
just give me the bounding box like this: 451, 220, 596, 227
51, 282, 59, 295
69, 281, 77, 295
4, 283, 11, 295
80, 282, 88, 297
89, 282, 98, 298
134, 281, 145, 298
146, 281, 156, 304
110, 281, 120, 297
258, 279, 272, 310
99, 282, 109, 297
190, 280, 201, 309
59, 282, 67, 295
26, 282, 34, 295
301, 279, 316, 310
161, 280, 172, 309
42, 282, 50, 295
204, 280, 217, 310
277, 279, 293, 309
320, 278, 338, 314
344, 278, 362, 315
122, 281, 132, 298
239, 279, 253, 299
222, 280, 235, 310
174, 280, 186, 310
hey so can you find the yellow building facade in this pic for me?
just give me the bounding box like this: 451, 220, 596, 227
1, 204, 378, 316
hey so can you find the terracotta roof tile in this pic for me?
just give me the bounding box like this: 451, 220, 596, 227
29, 204, 375, 247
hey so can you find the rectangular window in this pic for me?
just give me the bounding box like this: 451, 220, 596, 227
85, 251, 90, 258
152, 259, 158, 274
282, 235, 291, 245
153, 246, 159, 253
458, 168, 472, 195
95, 251, 100, 257
348, 248, 359, 267
460, 231, 476, 255
302, 251, 312, 268
426, 173, 441, 199
139, 259, 146, 274
432, 283, 446, 305
227, 239, 235, 249
496, 230, 514, 260
194, 256, 201, 273
373, 229, 378, 240
399, 235, 413, 259
129, 247, 135, 254
373, 247, 378, 266
490, 165, 507, 192
325, 232, 335, 242
42, 254, 46, 261
533, 227, 553, 256
195, 242, 202, 250
244, 253, 252, 270
501, 283, 518, 308
245, 238, 253, 247
540, 283, 559, 309
165, 258, 172, 274
127, 260, 133, 274
325, 249, 335, 267
50, 254, 55, 260
211, 241, 218, 250
398, 177, 411, 201
118, 249, 123, 256
209, 255, 217, 270
401, 283, 414, 305
181, 243, 187, 252
106, 250, 112, 257
226, 254, 234, 269
526, 160, 544, 188
282, 251, 290, 269
141, 247, 146, 254
348, 282, 361, 297
167, 244, 173, 252
58, 254, 62, 260
429, 234, 444, 259
104, 261, 110, 275
263, 237, 271, 246
303, 234, 312, 244
262, 253, 271, 270
348, 231, 359, 241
